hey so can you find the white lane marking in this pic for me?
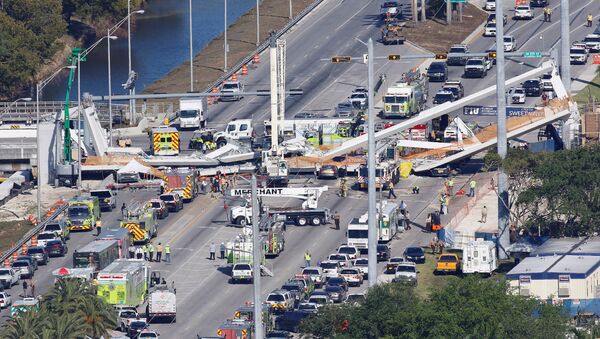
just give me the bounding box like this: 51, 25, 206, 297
334, 0, 374, 31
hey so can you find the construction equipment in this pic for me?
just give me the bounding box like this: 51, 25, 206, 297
163, 168, 198, 202
383, 68, 428, 118
62, 48, 81, 164
228, 186, 330, 226
66, 196, 100, 231
97, 259, 149, 307
381, 20, 406, 45
150, 126, 180, 156
120, 202, 158, 244
188, 128, 218, 152
260, 151, 289, 187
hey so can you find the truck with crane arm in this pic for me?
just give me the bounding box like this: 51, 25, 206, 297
228, 186, 330, 226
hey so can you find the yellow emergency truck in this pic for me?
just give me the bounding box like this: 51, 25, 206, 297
67, 196, 101, 231
120, 202, 158, 244
150, 126, 180, 156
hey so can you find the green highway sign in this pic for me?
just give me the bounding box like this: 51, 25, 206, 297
522, 51, 542, 58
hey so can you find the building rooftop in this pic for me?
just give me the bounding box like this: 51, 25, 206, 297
531, 237, 600, 257
507, 255, 600, 280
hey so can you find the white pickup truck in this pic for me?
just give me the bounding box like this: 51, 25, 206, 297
0, 268, 20, 289
231, 262, 253, 283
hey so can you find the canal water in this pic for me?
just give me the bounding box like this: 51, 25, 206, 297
41, 0, 256, 100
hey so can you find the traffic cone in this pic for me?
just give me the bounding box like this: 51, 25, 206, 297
231, 72, 238, 82
164, 115, 169, 125
253, 53, 260, 64
21, 243, 28, 255
241, 65, 248, 76
212, 86, 219, 104
207, 96, 212, 106
3, 261, 10, 267
31, 235, 38, 247
12, 252, 17, 261
455, 189, 465, 196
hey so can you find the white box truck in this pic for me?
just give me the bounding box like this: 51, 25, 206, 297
179, 98, 206, 129
462, 239, 497, 275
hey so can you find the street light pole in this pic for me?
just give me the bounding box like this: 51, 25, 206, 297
224, 0, 228, 72
495, 0, 509, 259
256, 0, 260, 46
36, 85, 42, 220
251, 175, 263, 339
289, 0, 292, 19
560, 0, 570, 91
128, 0, 133, 124
77, 55, 82, 194
366, 38, 377, 287
189, 0, 194, 92
108, 28, 113, 147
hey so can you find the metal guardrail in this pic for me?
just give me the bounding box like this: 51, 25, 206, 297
203, 0, 325, 94
0, 204, 68, 264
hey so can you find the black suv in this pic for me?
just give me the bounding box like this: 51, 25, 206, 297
376, 244, 391, 262
403, 247, 426, 264
427, 62, 448, 82
530, 0, 548, 7
522, 79, 542, 97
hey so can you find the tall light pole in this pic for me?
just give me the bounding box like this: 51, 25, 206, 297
36, 67, 72, 220
560, 0, 570, 91
495, 0, 509, 259
256, 0, 260, 46
189, 0, 194, 92
77, 55, 82, 194
366, 38, 377, 287
289, 0, 292, 19
224, 0, 228, 72
251, 175, 263, 339
108, 9, 144, 144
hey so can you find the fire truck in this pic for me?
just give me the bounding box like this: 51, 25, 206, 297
163, 168, 198, 202
120, 202, 158, 244
357, 161, 400, 190
382, 68, 428, 118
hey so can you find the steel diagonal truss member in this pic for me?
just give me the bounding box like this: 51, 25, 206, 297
324, 61, 557, 159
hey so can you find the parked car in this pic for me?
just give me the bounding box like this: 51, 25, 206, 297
394, 262, 418, 285
320, 261, 341, 279
447, 44, 469, 66
403, 247, 426, 264
301, 267, 325, 288
583, 34, 600, 52
220, 81, 244, 101
514, 5, 534, 20
160, 192, 183, 212
138, 330, 160, 339
324, 285, 347, 303
487, 12, 507, 24
326, 277, 349, 291
509, 87, 526, 104
335, 101, 354, 118
0, 292, 12, 308
327, 253, 351, 267
427, 62, 448, 82
16, 255, 38, 271
26, 246, 48, 266
42, 221, 70, 240
274, 310, 312, 332
345, 293, 365, 304
484, 0, 495, 11
297, 302, 319, 313
352, 258, 369, 278
386, 257, 406, 273
435, 254, 461, 274
337, 245, 360, 260
117, 308, 139, 332
348, 91, 368, 109
570, 45, 589, 65
433, 90, 455, 105
11, 260, 33, 279
37, 231, 61, 247
319, 165, 339, 179
265, 290, 294, 312
45, 239, 68, 257
307, 291, 333, 307
529, 0, 548, 7
483, 22, 496, 37
339, 268, 364, 286
280, 281, 306, 305
148, 198, 169, 219
288, 275, 315, 295
377, 244, 391, 262
231, 262, 253, 284
522, 79, 542, 97
0, 268, 20, 288
503, 35, 516, 52
127, 318, 149, 338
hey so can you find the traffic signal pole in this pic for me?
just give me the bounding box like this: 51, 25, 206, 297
366, 38, 377, 288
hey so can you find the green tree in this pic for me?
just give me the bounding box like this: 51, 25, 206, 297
79, 297, 118, 338
5, 0, 66, 58
2, 308, 49, 339
43, 310, 87, 339
517, 145, 600, 236
0, 12, 40, 98
300, 277, 569, 338
44, 278, 94, 313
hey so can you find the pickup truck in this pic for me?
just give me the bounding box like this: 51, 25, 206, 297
0, 268, 20, 288
435, 254, 461, 274
463, 58, 487, 78
231, 263, 253, 283
90, 189, 116, 211
220, 81, 243, 102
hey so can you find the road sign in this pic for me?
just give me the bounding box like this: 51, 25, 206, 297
388, 54, 401, 61
363, 53, 368, 64
522, 51, 542, 58
463, 105, 536, 116
331, 56, 352, 63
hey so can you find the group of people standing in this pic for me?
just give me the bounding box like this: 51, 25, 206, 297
129, 242, 171, 263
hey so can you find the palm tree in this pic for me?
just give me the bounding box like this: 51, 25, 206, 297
45, 279, 93, 313
2, 308, 48, 339
79, 297, 118, 339
43, 311, 87, 339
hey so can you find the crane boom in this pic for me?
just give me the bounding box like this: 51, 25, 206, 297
62, 48, 82, 163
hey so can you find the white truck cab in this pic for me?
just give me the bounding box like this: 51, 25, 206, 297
231, 262, 253, 283
214, 119, 254, 148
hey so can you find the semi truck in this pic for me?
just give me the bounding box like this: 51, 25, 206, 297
147, 285, 177, 322
347, 200, 402, 250
120, 202, 158, 244
66, 196, 100, 231
150, 126, 180, 156
164, 168, 198, 202
97, 259, 149, 307
178, 98, 206, 129
382, 68, 428, 118
228, 187, 330, 227
73, 239, 120, 274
